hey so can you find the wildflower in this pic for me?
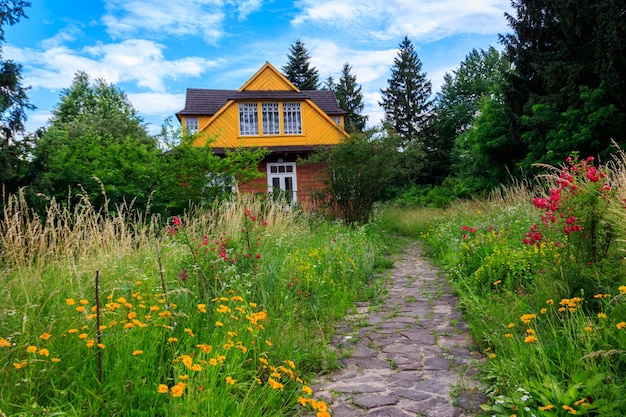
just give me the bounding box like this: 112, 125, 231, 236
546, 299, 554, 304
259, 357, 269, 365
268, 378, 284, 390
617, 322, 626, 330
488, 353, 497, 359
168, 337, 178, 343
180, 355, 193, 368
0, 338, 11, 347
583, 326, 593, 332
86, 340, 95, 348
39, 332, 51, 340
171, 382, 186, 397
505, 333, 513, 338
157, 384, 169, 393
597, 312, 607, 319
97, 343, 106, 349
562, 404, 577, 414
526, 328, 535, 334
574, 399, 587, 406
38, 348, 50, 356
13, 362, 24, 369
539, 404, 554, 411
197, 304, 207, 313
265, 339, 273, 346
196, 344, 212, 354
51, 357, 61, 363
26, 345, 38, 353
493, 280, 502, 286
184, 328, 195, 337
132, 350, 143, 356
507, 323, 515, 329
171, 216, 182, 227
75, 306, 85, 313
68, 328, 79, 334
520, 314, 536, 325
209, 358, 218, 366
302, 385, 313, 395
524, 335, 537, 343
215, 321, 224, 327
316, 401, 328, 412
66, 298, 76, 305
540, 308, 547, 314
225, 376, 236, 385
619, 285, 626, 294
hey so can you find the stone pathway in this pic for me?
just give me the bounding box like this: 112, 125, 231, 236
309, 241, 486, 417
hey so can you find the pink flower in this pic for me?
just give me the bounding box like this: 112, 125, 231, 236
172, 216, 182, 227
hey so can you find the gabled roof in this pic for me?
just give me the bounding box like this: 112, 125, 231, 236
176, 88, 346, 119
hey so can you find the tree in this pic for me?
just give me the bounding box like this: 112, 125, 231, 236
500, 0, 626, 173
335, 63, 367, 133
32, 73, 265, 216
282, 40, 319, 90
0, 0, 34, 198
436, 47, 512, 187
379, 36, 434, 148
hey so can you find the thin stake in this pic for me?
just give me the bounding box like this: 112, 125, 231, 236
95, 270, 103, 384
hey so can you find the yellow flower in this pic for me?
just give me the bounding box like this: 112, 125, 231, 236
184, 328, 195, 337
38, 348, 50, 356
526, 328, 535, 334
68, 328, 79, 334
196, 343, 212, 354
0, 338, 11, 347
619, 285, 626, 294
231, 295, 244, 302
97, 343, 106, 349
616, 322, 626, 330
265, 339, 273, 346
75, 306, 85, 313
597, 312, 607, 319
179, 375, 189, 380
197, 304, 207, 313
127, 311, 137, 319
79, 299, 89, 305
504, 333, 513, 338
562, 404, 577, 414
546, 299, 554, 304
190, 364, 202, 372
302, 385, 313, 395
51, 357, 61, 363
268, 377, 284, 390
26, 345, 38, 353
520, 314, 536, 324
157, 384, 169, 393
593, 293, 603, 299
216, 304, 232, 314
316, 401, 328, 412
132, 350, 143, 356
259, 357, 268, 365
86, 340, 95, 348
488, 353, 497, 359
539, 404, 554, 411
583, 326, 593, 332
215, 321, 224, 327
507, 322, 515, 329
493, 280, 502, 286
66, 298, 76, 305
540, 308, 547, 314
13, 362, 24, 369
225, 376, 236, 385
209, 358, 218, 366
524, 335, 537, 343
249, 302, 257, 308
39, 332, 51, 340
171, 382, 186, 397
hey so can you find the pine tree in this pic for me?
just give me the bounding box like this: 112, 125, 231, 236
282, 40, 319, 90
379, 36, 433, 147
335, 63, 367, 133
0, 0, 34, 198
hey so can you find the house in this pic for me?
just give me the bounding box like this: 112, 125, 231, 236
175, 62, 349, 209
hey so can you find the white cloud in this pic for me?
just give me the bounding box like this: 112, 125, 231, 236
229, 0, 264, 20
102, 0, 226, 44
293, 0, 511, 42
128, 92, 186, 116
6, 40, 221, 92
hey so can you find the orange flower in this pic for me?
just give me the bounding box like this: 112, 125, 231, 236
171, 382, 186, 397
132, 350, 143, 356
617, 322, 626, 330
157, 384, 169, 393
225, 376, 236, 385
39, 332, 51, 340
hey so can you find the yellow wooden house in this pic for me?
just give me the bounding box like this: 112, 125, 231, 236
176, 62, 349, 209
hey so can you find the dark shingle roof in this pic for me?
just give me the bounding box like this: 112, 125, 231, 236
176, 88, 346, 118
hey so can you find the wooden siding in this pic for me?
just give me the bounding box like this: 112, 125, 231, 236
239, 63, 297, 92
191, 99, 346, 149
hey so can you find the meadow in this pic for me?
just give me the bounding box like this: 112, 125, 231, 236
381, 152, 626, 416
0, 193, 390, 417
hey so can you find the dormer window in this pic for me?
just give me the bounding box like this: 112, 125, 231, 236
239, 103, 259, 136
185, 117, 198, 134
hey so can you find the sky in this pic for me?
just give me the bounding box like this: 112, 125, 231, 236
5, 0, 514, 136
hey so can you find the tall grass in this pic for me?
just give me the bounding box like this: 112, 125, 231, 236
380, 152, 626, 416
0, 193, 388, 416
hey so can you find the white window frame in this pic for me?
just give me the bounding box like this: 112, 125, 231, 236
262, 102, 280, 135
282, 102, 302, 135
267, 162, 297, 201
185, 117, 198, 134
239, 103, 259, 136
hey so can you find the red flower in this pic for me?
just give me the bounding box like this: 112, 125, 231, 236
172, 216, 182, 227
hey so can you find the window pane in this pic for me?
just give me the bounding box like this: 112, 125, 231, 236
185, 117, 198, 134
239, 103, 258, 136
283, 102, 302, 134
262, 103, 280, 135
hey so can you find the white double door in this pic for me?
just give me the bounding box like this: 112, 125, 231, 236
267, 162, 297, 201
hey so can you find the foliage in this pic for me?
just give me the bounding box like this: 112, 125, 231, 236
0, 194, 388, 416
333, 63, 367, 134
388, 150, 626, 416
282, 40, 319, 90
379, 36, 434, 149
315, 129, 404, 224
0, 0, 34, 201
500, 0, 626, 174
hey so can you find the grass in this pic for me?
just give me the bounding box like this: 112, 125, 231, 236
0, 193, 391, 417
378, 152, 626, 416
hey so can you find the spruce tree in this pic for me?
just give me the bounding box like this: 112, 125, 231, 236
379, 36, 433, 147
282, 40, 319, 90
335, 63, 367, 133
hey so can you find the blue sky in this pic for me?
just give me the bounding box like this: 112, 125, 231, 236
5, 0, 513, 135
